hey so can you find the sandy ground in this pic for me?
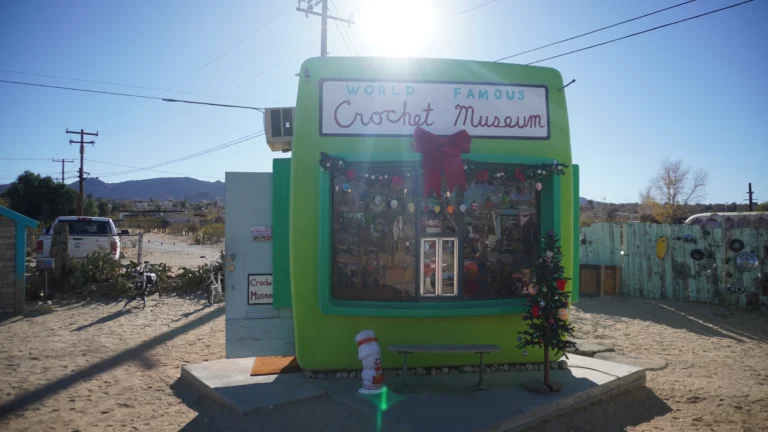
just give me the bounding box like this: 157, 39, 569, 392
120, 232, 223, 270
539, 296, 768, 432
0, 294, 766, 431
0, 294, 389, 432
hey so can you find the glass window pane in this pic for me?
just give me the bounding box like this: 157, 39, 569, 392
441, 239, 456, 295
422, 239, 437, 296
461, 176, 538, 300
332, 163, 418, 302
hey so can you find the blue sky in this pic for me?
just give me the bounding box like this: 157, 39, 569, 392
0, 0, 765, 204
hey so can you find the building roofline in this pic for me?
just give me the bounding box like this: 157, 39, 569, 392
0, 206, 39, 229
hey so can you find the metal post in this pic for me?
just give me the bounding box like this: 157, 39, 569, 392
475, 352, 487, 390
138, 232, 143, 264
400, 352, 409, 387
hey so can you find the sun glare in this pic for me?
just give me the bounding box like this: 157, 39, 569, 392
360, 0, 435, 57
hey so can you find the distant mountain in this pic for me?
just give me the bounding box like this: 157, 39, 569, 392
77, 177, 224, 201
0, 177, 224, 201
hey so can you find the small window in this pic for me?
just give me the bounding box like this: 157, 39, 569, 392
420, 237, 458, 297
61, 220, 110, 236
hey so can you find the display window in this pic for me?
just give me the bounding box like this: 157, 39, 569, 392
328, 156, 554, 303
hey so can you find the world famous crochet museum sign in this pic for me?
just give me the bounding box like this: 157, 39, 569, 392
320, 80, 550, 139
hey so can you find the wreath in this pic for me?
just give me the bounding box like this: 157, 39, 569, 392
690, 249, 705, 261
729, 238, 745, 252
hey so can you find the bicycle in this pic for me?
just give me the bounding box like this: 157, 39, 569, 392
202, 255, 223, 306
122, 260, 161, 310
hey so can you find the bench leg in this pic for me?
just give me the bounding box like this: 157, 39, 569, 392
471, 352, 488, 391
400, 352, 410, 388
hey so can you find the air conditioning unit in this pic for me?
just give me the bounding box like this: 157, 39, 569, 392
263, 107, 295, 153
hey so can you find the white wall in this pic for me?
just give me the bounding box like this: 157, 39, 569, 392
224, 172, 295, 358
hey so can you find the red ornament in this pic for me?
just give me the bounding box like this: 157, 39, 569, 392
531, 305, 540, 317
347, 168, 356, 179
557, 279, 567, 292
391, 175, 404, 188
522, 315, 529, 321
476, 170, 489, 183
485, 198, 493, 209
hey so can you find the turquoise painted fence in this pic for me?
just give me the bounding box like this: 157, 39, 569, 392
580, 223, 768, 309
579, 223, 622, 267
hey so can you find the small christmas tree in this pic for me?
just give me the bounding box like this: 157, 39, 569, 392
516, 230, 576, 393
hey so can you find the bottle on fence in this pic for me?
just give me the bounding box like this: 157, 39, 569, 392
355, 330, 386, 394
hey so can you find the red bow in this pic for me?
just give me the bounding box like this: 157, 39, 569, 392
411, 127, 471, 197
515, 168, 526, 183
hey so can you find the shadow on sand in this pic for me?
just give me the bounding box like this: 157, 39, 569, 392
576, 296, 768, 344
170, 377, 393, 432
535, 386, 672, 431
0, 307, 224, 419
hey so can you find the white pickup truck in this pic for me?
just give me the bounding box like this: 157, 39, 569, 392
35, 216, 123, 260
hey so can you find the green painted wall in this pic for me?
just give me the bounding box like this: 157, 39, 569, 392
290, 57, 575, 371
572, 164, 580, 303
272, 158, 292, 309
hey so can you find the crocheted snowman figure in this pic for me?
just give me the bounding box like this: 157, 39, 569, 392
355, 329, 386, 394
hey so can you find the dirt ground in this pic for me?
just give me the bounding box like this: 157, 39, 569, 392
1, 295, 766, 431
539, 296, 768, 432
0, 294, 388, 432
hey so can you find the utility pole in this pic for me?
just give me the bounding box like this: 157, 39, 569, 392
51, 158, 74, 184
296, 0, 355, 56
745, 183, 755, 211
66, 128, 98, 216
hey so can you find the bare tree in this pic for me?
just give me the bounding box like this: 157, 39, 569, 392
639, 158, 709, 222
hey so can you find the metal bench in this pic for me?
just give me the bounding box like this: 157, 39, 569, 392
387, 344, 501, 391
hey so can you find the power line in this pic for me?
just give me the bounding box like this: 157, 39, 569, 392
445, 0, 503, 19
99, 42, 309, 137
0, 69, 267, 102
215, 44, 311, 97
85, 3, 294, 128
103, 110, 196, 137
0, 157, 56, 161
92, 131, 265, 178
524, 0, 754, 66
0, 79, 265, 109
494, 0, 696, 62
330, 0, 358, 55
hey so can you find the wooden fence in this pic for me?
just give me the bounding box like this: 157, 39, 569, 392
580, 222, 768, 309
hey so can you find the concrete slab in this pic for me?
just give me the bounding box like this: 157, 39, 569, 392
594, 352, 668, 371
565, 338, 615, 356
180, 357, 324, 415
309, 354, 645, 432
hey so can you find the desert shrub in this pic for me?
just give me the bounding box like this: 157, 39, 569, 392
69, 251, 122, 285
195, 223, 224, 244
